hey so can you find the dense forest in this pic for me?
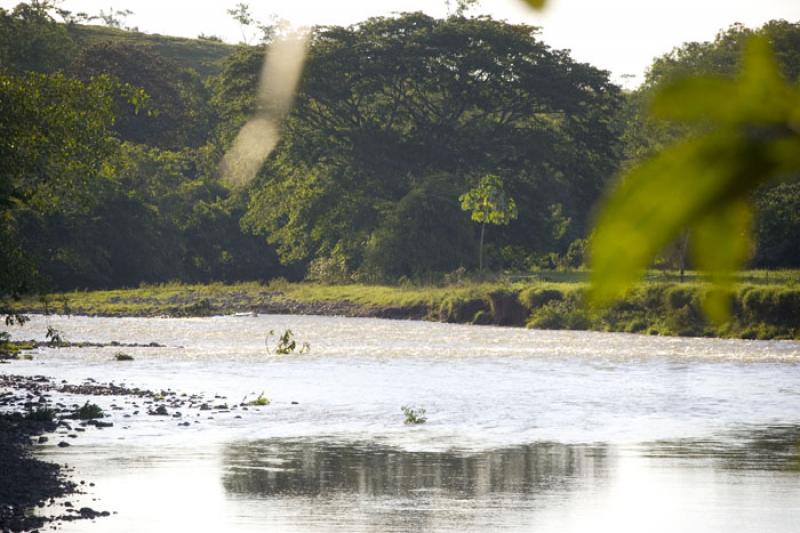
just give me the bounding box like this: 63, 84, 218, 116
2, 1, 799, 302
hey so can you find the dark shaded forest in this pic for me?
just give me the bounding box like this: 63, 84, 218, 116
2, 1, 799, 300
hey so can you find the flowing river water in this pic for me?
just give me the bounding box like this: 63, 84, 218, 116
5, 314, 800, 532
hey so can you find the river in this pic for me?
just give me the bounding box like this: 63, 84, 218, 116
5, 314, 800, 532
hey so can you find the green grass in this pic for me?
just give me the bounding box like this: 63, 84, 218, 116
9, 270, 800, 340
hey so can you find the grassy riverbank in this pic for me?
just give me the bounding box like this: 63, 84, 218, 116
11, 271, 800, 340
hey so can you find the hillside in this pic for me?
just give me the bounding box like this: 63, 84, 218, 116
67, 24, 237, 78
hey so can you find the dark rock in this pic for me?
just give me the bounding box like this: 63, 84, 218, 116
148, 405, 169, 416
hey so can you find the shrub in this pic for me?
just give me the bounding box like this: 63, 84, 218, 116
442, 266, 467, 286
180, 298, 215, 317
114, 352, 134, 361
527, 299, 590, 330
26, 407, 56, 422
401, 405, 427, 425
664, 286, 696, 310
45, 326, 65, 347
266, 329, 310, 354
663, 301, 706, 337
71, 402, 104, 420
306, 252, 350, 284
519, 287, 564, 310
438, 296, 489, 323
248, 393, 270, 406
560, 238, 588, 268
625, 319, 650, 333
487, 289, 527, 326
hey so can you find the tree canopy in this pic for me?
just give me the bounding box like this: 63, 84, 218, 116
1, 1, 799, 299
241, 13, 621, 279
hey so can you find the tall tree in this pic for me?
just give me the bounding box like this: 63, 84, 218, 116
0, 0, 76, 74
240, 14, 621, 278
0, 72, 123, 304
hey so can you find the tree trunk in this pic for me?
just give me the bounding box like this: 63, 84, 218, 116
679, 232, 689, 282
479, 222, 486, 272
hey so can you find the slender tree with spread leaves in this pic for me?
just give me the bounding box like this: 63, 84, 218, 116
227, 2, 254, 44
460, 175, 518, 271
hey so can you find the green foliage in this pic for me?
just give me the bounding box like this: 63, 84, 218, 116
526, 292, 591, 331
401, 405, 427, 425
754, 182, 800, 267
248, 392, 270, 406
1, 71, 121, 300
486, 288, 528, 326
460, 175, 519, 226
45, 326, 64, 347
227, 3, 255, 44
0, 72, 120, 216
72, 402, 104, 420
244, 14, 621, 279
739, 286, 800, 326
521, 0, 547, 9
306, 248, 350, 284
266, 329, 309, 355
0, 331, 18, 358
3, 6, 800, 305
69, 24, 235, 79
459, 174, 519, 271
591, 38, 800, 323
0, 7, 276, 297
519, 287, 564, 309
438, 295, 490, 324
70, 42, 214, 149
25, 407, 56, 422
362, 175, 475, 280
0, 1, 76, 74
561, 238, 588, 269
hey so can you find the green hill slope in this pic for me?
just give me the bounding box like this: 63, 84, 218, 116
68, 24, 237, 78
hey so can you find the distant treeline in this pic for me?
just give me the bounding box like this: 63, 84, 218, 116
1, 2, 799, 298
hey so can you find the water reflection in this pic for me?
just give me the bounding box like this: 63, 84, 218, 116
643, 424, 800, 471
223, 440, 609, 499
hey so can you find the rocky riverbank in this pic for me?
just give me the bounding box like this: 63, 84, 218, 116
0, 371, 284, 532
0, 375, 111, 532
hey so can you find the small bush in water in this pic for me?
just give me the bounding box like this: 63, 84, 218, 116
114, 352, 134, 361
266, 329, 310, 354
72, 402, 104, 420
401, 405, 427, 425
248, 393, 270, 406
45, 326, 65, 347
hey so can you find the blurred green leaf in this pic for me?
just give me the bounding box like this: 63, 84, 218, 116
590, 37, 800, 322
590, 132, 748, 306
652, 38, 799, 124
651, 77, 739, 122
520, 0, 548, 10
691, 199, 753, 322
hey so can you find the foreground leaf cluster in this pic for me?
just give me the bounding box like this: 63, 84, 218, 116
591, 38, 800, 321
